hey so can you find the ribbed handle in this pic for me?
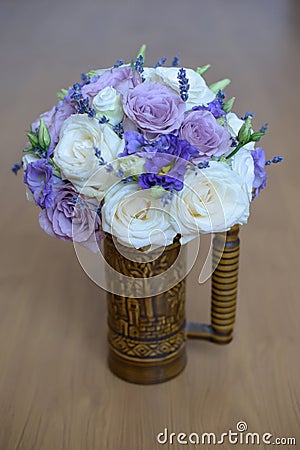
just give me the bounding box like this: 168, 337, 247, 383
186, 225, 240, 344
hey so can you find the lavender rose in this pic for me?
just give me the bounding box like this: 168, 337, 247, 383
123, 82, 186, 139
179, 110, 230, 160
31, 100, 76, 148
82, 66, 141, 98
24, 158, 54, 208
39, 182, 104, 252
251, 147, 268, 199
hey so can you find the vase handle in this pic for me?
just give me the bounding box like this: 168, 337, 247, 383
186, 225, 240, 345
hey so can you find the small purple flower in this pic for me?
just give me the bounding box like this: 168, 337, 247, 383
39, 182, 104, 252
251, 147, 268, 199
179, 110, 230, 160
138, 173, 184, 191
123, 82, 186, 139
120, 131, 198, 161
140, 152, 187, 191
119, 131, 147, 156
193, 98, 226, 119
24, 159, 54, 208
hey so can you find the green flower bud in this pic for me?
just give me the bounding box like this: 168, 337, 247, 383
196, 64, 211, 76
26, 131, 39, 148
250, 131, 265, 142
150, 185, 166, 199
136, 44, 146, 62
209, 78, 231, 94
238, 116, 252, 144
57, 88, 69, 101
38, 119, 51, 150
223, 97, 236, 113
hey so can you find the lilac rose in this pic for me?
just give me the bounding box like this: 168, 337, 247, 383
251, 147, 268, 199
24, 158, 54, 208
31, 100, 76, 148
39, 182, 104, 252
82, 66, 141, 98
179, 110, 230, 160
123, 82, 186, 139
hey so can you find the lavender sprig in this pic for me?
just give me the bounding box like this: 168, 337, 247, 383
177, 68, 190, 102
153, 57, 167, 68
265, 156, 283, 165
171, 54, 180, 67
134, 55, 145, 81
11, 161, 23, 175
113, 59, 124, 68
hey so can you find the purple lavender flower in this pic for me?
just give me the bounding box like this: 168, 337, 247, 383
179, 110, 230, 160
193, 98, 226, 119
39, 182, 104, 252
123, 82, 185, 139
251, 147, 268, 199
24, 159, 54, 208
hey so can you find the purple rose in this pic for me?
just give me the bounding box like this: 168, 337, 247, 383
24, 158, 54, 208
179, 110, 230, 160
82, 66, 141, 98
31, 100, 76, 148
39, 182, 104, 252
123, 82, 186, 139
251, 147, 268, 199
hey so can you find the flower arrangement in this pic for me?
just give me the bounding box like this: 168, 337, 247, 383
14, 46, 282, 251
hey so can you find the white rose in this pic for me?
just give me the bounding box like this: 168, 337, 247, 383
231, 148, 255, 200
22, 153, 39, 167
225, 112, 254, 150
144, 67, 215, 110
53, 114, 124, 199
170, 161, 250, 244
92, 86, 124, 125
102, 183, 177, 249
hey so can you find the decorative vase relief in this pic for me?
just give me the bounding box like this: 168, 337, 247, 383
104, 225, 240, 384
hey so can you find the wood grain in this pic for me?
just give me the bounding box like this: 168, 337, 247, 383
1, 0, 300, 448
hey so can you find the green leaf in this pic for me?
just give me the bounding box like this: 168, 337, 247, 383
237, 116, 252, 144
196, 64, 211, 76
209, 78, 231, 94
216, 117, 225, 125
22, 147, 34, 153
38, 119, 51, 150
57, 88, 69, 100
223, 96, 236, 113
250, 131, 265, 142
136, 44, 146, 61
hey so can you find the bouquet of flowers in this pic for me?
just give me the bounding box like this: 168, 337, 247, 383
14, 46, 282, 251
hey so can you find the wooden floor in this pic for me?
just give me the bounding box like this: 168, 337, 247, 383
1, 0, 299, 448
